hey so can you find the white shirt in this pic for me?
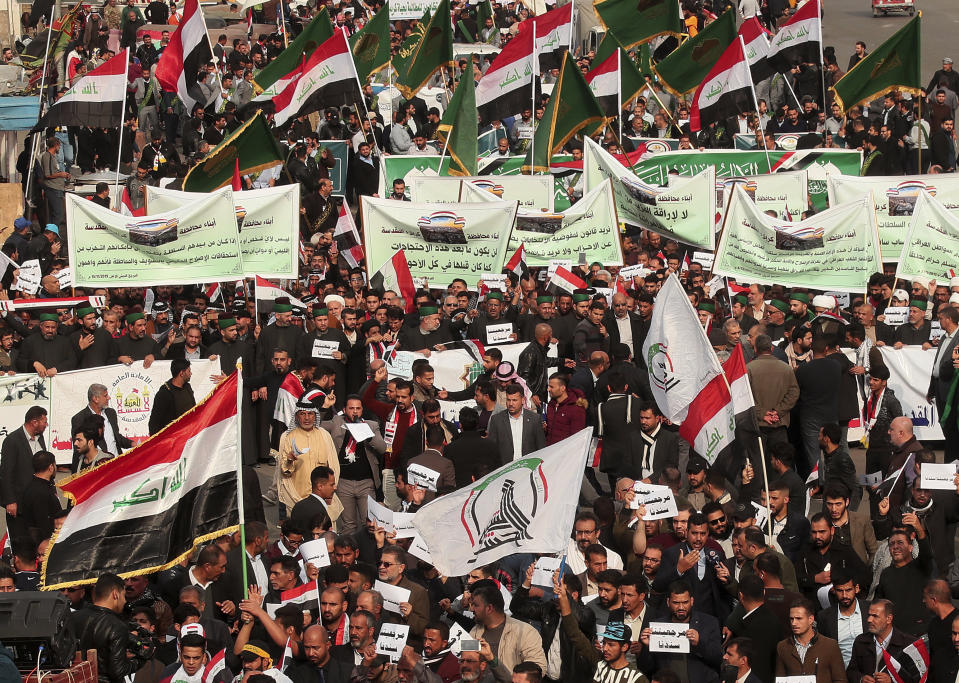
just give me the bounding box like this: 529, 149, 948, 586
23, 426, 40, 454
247, 550, 269, 593
933, 328, 956, 377
564, 538, 624, 575
508, 412, 524, 460
736, 671, 754, 683
188, 566, 212, 590
615, 314, 633, 349
836, 600, 864, 666
87, 406, 119, 454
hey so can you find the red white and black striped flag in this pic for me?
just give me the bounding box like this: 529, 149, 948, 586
333, 201, 364, 269
32, 48, 128, 132
689, 37, 754, 133
585, 50, 619, 119
476, 28, 535, 123
155, 0, 214, 111
369, 250, 417, 313
767, 0, 822, 73
271, 29, 362, 127
42, 373, 241, 589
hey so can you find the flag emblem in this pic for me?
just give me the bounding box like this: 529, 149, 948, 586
647, 343, 680, 393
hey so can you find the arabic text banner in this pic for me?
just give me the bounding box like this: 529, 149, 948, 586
713, 185, 881, 292
584, 137, 715, 248
508, 179, 623, 266
362, 196, 518, 287
146, 184, 300, 278
390, 0, 443, 19
409, 175, 555, 211
827, 174, 959, 261
67, 188, 242, 286
896, 191, 959, 282
715, 170, 808, 223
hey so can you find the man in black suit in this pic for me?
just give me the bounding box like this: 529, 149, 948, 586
927, 306, 959, 461
346, 141, 379, 203
847, 599, 920, 683
486, 384, 545, 465
653, 512, 733, 622
596, 370, 649, 488
636, 401, 680, 484
816, 571, 868, 668
726, 574, 784, 683
723, 637, 765, 683
594, 343, 651, 404
289, 466, 335, 533
290, 624, 353, 683
0, 406, 47, 531
71, 383, 133, 456
605, 293, 646, 361
223, 521, 271, 605
445, 408, 499, 488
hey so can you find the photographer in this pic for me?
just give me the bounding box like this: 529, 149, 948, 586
68, 573, 146, 683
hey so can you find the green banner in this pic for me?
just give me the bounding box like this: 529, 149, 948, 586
145, 185, 300, 278
593, 0, 682, 49
319, 140, 349, 195
583, 138, 715, 248
361, 197, 518, 286
714, 186, 881, 292
654, 10, 737, 96
827, 174, 959, 261
506, 179, 623, 267
66, 188, 243, 286
409, 175, 555, 211
897, 191, 959, 281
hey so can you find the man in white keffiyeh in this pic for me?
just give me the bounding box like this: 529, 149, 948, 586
277, 400, 339, 516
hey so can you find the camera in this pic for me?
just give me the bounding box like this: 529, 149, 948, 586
127, 624, 157, 661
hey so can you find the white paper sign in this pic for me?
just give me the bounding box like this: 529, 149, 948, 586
374, 580, 412, 615
311, 339, 339, 359
816, 583, 833, 609
825, 291, 851, 308
883, 306, 909, 326
54, 267, 72, 287
776, 677, 817, 683
692, 251, 714, 269
618, 265, 650, 281
345, 421, 375, 443
16, 259, 41, 294
299, 539, 331, 569
407, 463, 441, 492
631, 483, 678, 520
921, 462, 958, 490
531, 556, 562, 587
408, 533, 433, 563
375, 623, 409, 661
547, 259, 572, 278
479, 274, 508, 291
931, 321, 945, 343
367, 496, 395, 532
751, 501, 769, 529
486, 322, 514, 344
392, 511, 418, 539
648, 622, 690, 653
857, 471, 882, 487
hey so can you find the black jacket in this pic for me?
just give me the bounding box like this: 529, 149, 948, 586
816, 598, 868, 642
517, 339, 563, 400
69, 605, 142, 683
445, 430, 499, 488
148, 380, 196, 435
847, 628, 919, 683
71, 406, 133, 455
510, 586, 596, 683
0, 427, 45, 506
726, 603, 784, 683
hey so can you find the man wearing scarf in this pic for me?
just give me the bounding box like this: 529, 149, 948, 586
362, 362, 418, 507
160, 626, 233, 683
278, 400, 339, 517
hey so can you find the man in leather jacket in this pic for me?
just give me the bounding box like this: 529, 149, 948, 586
69, 573, 144, 683
517, 323, 575, 408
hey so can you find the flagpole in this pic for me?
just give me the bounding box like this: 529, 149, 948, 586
24, 1, 58, 213
235, 358, 249, 600
279, 0, 289, 48
741, 36, 773, 174
755, 435, 775, 542
617, 50, 623, 145
113, 47, 131, 210
530, 19, 536, 177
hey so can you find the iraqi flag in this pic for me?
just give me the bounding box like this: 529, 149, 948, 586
119, 187, 144, 217
767, 0, 822, 73
201, 649, 227, 683
254, 276, 307, 309
689, 37, 753, 133
586, 50, 619, 118
279, 579, 320, 611
505, 244, 526, 276
516, 3, 573, 72
271, 29, 362, 127
476, 28, 535, 123
32, 49, 128, 132
739, 17, 774, 84
275, 372, 305, 424
547, 265, 586, 295
369, 250, 417, 314
723, 345, 754, 414
42, 373, 241, 589
333, 202, 364, 269
155, 0, 213, 111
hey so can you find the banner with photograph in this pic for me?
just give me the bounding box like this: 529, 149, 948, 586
584, 137, 715, 248
713, 185, 881, 292
827, 174, 959, 261
896, 191, 959, 282
409, 175, 555, 211
507, 179, 622, 266
146, 185, 300, 278
66, 188, 242, 286
362, 196, 518, 287
715, 170, 808, 223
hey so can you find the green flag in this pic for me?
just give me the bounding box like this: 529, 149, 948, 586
654, 10, 737, 96
523, 53, 608, 174
394, 0, 454, 100
593, 33, 647, 106
183, 111, 285, 193
593, 0, 682, 50
831, 13, 922, 113
252, 9, 334, 94
477, 0, 496, 38
349, 2, 392, 84
436, 70, 478, 176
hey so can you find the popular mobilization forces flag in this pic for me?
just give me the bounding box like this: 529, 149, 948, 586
690, 37, 753, 132
412, 429, 592, 576
830, 13, 922, 112
183, 111, 285, 192
253, 9, 334, 94
436, 70, 478, 176
155, 0, 214, 111
655, 9, 737, 96
272, 29, 363, 126
516, 3, 573, 71
394, 0, 454, 99
476, 28, 535, 123
32, 49, 128, 132
592, 0, 681, 50
767, 0, 822, 72
523, 52, 607, 173
349, 1, 391, 84
42, 373, 240, 589
642, 274, 725, 424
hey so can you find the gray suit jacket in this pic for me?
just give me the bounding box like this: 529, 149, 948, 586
486, 409, 545, 465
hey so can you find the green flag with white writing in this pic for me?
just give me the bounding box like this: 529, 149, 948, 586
593, 0, 682, 50
182, 111, 285, 193
437, 70, 478, 176
394, 0, 454, 99
252, 9, 334, 94
654, 10, 737, 96
349, 1, 392, 84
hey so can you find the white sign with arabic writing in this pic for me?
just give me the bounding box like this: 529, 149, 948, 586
648, 622, 690, 653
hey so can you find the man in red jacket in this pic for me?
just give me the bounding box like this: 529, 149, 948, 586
545, 372, 587, 445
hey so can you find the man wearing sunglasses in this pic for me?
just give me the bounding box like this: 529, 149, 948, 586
376, 545, 430, 638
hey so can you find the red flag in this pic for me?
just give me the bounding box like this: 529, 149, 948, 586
370, 250, 417, 313
231, 159, 242, 192
505, 244, 526, 276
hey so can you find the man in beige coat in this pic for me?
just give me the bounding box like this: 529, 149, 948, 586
278, 400, 340, 520
747, 334, 800, 450
469, 580, 547, 672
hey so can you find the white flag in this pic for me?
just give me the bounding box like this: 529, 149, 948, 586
641, 274, 724, 423
412, 429, 592, 577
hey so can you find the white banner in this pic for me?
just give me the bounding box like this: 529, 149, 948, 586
410, 175, 555, 211
390, 0, 443, 19
715, 171, 808, 223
